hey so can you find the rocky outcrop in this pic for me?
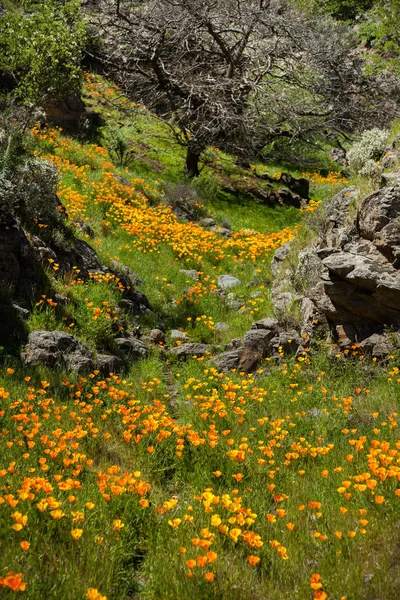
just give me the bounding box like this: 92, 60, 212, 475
272, 184, 400, 356
213, 317, 301, 372
22, 331, 95, 373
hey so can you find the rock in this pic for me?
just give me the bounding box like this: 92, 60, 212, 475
296, 249, 325, 289
359, 333, 390, 356
179, 269, 199, 280
381, 171, 400, 186
250, 291, 263, 299
215, 322, 230, 333
114, 337, 149, 360
199, 218, 216, 228
381, 151, 398, 169
225, 338, 242, 350
170, 343, 210, 358
118, 298, 148, 316
213, 346, 260, 373
279, 173, 310, 199
170, 330, 188, 341
278, 188, 301, 208
218, 274, 241, 290
242, 328, 276, 351
300, 297, 326, 338
0, 218, 42, 301
251, 317, 279, 331
210, 226, 232, 237
358, 186, 400, 241
272, 291, 297, 316
149, 329, 166, 344
227, 300, 245, 310
214, 349, 242, 372
111, 261, 144, 287
42, 95, 87, 133
271, 242, 291, 277
273, 331, 301, 354
96, 354, 123, 374
238, 347, 262, 372
12, 304, 30, 320
22, 331, 95, 373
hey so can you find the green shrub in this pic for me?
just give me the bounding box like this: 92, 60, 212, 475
0, 0, 87, 104
347, 127, 388, 175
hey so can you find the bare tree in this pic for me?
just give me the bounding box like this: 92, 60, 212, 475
92, 0, 398, 176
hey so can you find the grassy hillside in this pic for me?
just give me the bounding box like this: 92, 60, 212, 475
0, 76, 399, 600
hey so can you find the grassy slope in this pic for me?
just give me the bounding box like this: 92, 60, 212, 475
0, 76, 399, 600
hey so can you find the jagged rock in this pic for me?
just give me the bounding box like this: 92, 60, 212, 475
274, 331, 302, 354
111, 261, 144, 287
210, 225, 232, 237
227, 300, 245, 310
358, 186, 400, 241
278, 188, 302, 208
279, 173, 310, 199
199, 218, 216, 228
272, 291, 297, 316
251, 317, 279, 331
381, 171, 400, 186
42, 95, 87, 133
218, 274, 241, 290
214, 349, 242, 371
296, 249, 325, 289
242, 328, 276, 350
381, 151, 398, 170
225, 338, 242, 351
114, 337, 149, 360
149, 329, 166, 344
96, 354, 123, 374
170, 330, 188, 341
271, 242, 291, 277
12, 304, 30, 320
0, 218, 42, 301
170, 343, 210, 358
22, 331, 95, 373
360, 334, 391, 358
118, 298, 148, 316
300, 297, 327, 338
283, 183, 400, 350
213, 346, 260, 373
179, 269, 199, 280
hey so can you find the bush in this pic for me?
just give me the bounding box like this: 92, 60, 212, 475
347, 127, 388, 174
0, 0, 87, 104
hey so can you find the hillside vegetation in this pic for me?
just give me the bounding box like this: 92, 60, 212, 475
1, 1, 400, 600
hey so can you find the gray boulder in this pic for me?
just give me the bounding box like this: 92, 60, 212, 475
170, 343, 210, 358
218, 274, 241, 290
96, 354, 124, 374
22, 331, 95, 373
114, 337, 149, 360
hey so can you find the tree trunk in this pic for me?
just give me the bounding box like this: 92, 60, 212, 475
185, 147, 201, 178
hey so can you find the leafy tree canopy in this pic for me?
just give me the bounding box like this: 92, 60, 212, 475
0, 0, 87, 105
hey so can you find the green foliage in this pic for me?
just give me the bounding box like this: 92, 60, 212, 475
297, 0, 374, 20
358, 0, 400, 73
347, 127, 388, 175
0, 0, 87, 104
